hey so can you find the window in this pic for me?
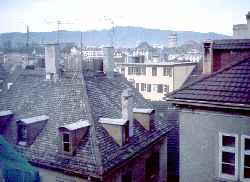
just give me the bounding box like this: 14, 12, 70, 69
128, 66, 146, 75
152, 84, 158, 92
62, 133, 70, 152
157, 84, 163, 93
141, 83, 146, 92
122, 171, 132, 182
147, 84, 151, 92
164, 85, 169, 93
18, 124, 27, 144
241, 135, 250, 180
145, 151, 160, 182
136, 83, 140, 91
152, 67, 157, 76
163, 67, 172, 77
219, 133, 238, 180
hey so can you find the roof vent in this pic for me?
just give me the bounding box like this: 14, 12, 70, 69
58, 119, 90, 155
17, 115, 48, 146
133, 108, 155, 131
99, 118, 129, 146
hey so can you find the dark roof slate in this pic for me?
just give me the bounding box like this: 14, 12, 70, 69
212, 39, 250, 49
167, 57, 250, 107
0, 68, 172, 178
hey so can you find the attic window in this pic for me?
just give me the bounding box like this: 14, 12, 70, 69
58, 120, 90, 155
17, 115, 48, 146
18, 124, 27, 145
62, 133, 70, 152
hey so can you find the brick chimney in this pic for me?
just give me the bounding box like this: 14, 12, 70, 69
45, 44, 59, 81
203, 40, 213, 74
121, 88, 134, 137
103, 47, 114, 78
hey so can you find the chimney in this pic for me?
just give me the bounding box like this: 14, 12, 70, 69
203, 40, 213, 74
45, 44, 59, 81
246, 11, 250, 37
121, 88, 134, 137
103, 47, 114, 78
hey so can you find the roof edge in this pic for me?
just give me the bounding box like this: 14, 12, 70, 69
167, 98, 250, 111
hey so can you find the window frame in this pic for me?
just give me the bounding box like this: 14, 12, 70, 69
62, 132, 71, 153
219, 132, 238, 180
241, 135, 250, 181
152, 67, 157, 76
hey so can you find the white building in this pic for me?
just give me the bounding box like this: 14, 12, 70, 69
117, 62, 196, 101
168, 33, 177, 48
233, 11, 250, 39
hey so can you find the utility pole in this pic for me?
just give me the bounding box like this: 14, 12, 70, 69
57, 20, 60, 44
26, 25, 30, 50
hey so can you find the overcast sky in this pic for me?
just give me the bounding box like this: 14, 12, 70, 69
0, 0, 249, 35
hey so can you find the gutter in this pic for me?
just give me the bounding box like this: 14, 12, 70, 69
166, 98, 250, 111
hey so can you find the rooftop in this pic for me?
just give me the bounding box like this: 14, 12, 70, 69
212, 39, 250, 49
0, 67, 172, 178
166, 57, 250, 110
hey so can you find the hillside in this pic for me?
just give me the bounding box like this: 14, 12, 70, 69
0, 26, 230, 48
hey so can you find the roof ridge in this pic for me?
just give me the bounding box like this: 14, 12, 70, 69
81, 73, 104, 176
166, 56, 250, 99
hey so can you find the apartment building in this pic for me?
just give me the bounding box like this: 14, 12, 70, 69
117, 62, 196, 101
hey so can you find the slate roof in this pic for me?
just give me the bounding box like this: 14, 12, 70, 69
212, 39, 250, 49
151, 101, 179, 179
0, 68, 172, 178
166, 57, 250, 109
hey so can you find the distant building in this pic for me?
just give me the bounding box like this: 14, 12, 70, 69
233, 11, 250, 38
117, 62, 196, 101
168, 33, 177, 48
0, 45, 172, 182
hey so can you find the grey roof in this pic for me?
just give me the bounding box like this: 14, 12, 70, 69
20, 115, 49, 124
212, 39, 250, 49
59, 119, 90, 131
0, 110, 13, 117
167, 57, 250, 109
0, 68, 172, 178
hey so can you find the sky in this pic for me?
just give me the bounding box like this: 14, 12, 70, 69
0, 0, 249, 35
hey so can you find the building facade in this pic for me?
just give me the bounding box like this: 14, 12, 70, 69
167, 55, 250, 182
117, 62, 196, 101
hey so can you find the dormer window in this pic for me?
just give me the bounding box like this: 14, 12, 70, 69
17, 115, 48, 146
99, 118, 129, 146
18, 124, 27, 145
58, 120, 90, 155
133, 108, 155, 131
62, 133, 70, 153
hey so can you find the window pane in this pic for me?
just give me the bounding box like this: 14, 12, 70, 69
222, 164, 235, 175
245, 155, 250, 167
244, 168, 250, 178
63, 133, 69, 142
222, 135, 235, 147
122, 171, 132, 182
222, 151, 235, 164
245, 138, 250, 150
64, 143, 70, 152
157, 84, 163, 93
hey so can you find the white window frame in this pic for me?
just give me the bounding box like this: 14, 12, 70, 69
241, 135, 250, 182
219, 132, 238, 180
62, 132, 71, 153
